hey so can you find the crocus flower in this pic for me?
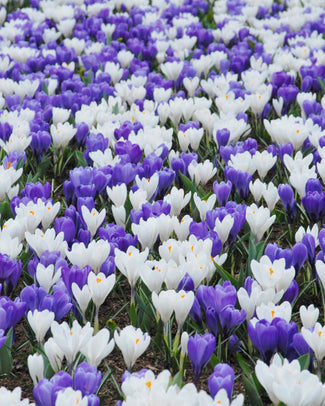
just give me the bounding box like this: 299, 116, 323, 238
208, 363, 235, 400
188, 333, 216, 381
114, 325, 151, 371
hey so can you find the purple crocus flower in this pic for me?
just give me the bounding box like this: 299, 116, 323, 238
74, 362, 102, 396
33, 371, 73, 406
248, 318, 278, 364
208, 363, 235, 400
213, 181, 232, 206
188, 333, 216, 381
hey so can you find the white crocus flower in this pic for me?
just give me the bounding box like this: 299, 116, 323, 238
301, 322, 325, 364
140, 260, 166, 294
0, 232, 22, 258
44, 337, 64, 373
246, 204, 275, 242
188, 159, 217, 186
161, 60, 184, 81
106, 184, 127, 207
214, 214, 234, 245
81, 206, 106, 238
249, 179, 266, 203
238, 281, 283, 321
50, 122, 77, 149
135, 173, 159, 200
40, 201, 60, 230
25, 229, 67, 258
152, 290, 176, 325
55, 388, 88, 406
0, 387, 35, 405
81, 328, 114, 367
51, 107, 70, 125
71, 283, 91, 321
66, 240, 110, 274
114, 246, 148, 289
131, 217, 159, 249
35, 263, 61, 293
163, 187, 191, 216
262, 182, 280, 212
300, 304, 319, 329
256, 353, 325, 406
51, 320, 93, 366
114, 325, 151, 371
251, 256, 295, 293
27, 354, 44, 386
193, 192, 216, 221
253, 150, 277, 180
112, 205, 126, 227
27, 309, 55, 344
256, 301, 292, 323
87, 272, 115, 308
174, 215, 192, 241
174, 290, 195, 328
129, 188, 148, 211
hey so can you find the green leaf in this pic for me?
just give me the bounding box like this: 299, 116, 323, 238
74, 151, 87, 167
42, 81, 49, 95
214, 263, 238, 288
317, 77, 325, 95
209, 353, 220, 368
112, 102, 119, 115
172, 371, 184, 387
0, 327, 13, 375
0, 201, 12, 223
236, 353, 253, 377
179, 172, 196, 194
298, 353, 310, 371
243, 375, 264, 406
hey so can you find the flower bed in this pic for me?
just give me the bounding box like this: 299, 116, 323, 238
0, 0, 325, 404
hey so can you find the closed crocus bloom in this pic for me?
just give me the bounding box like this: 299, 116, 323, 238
87, 272, 115, 308
253, 150, 277, 180
301, 322, 325, 364
28, 353, 44, 386
262, 182, 280, 212
55, 388, 88, 406
27, 309, 55, 344
36, 263, 61, 293
44, 337, 64, 373
81, 206, 106, 238
193, 192, 217, 221
248, 318, 278, 363
152, 290, 176, 325
208, 363, 235, 400
174, 290, 195, 328
246, 204, 275, 243
112, 205, 126, 227
131, 217, 159, 250
188, 333, 216, 380
71, 283, 91, 320
106, 184, 127, 207
114, 325, 151, 371
214, 214, 234, 245
249, 178, 266, 203
129, 189, 148, 211
81, 328, 114, 367
300, 304, 319, 329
